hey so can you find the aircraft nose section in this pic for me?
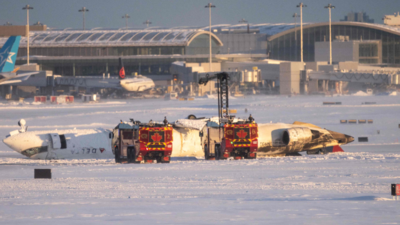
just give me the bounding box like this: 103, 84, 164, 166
3, 135, 23, 153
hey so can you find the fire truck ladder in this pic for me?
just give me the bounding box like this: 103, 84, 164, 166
219, 74, 229, 120
199, 72, 230, 122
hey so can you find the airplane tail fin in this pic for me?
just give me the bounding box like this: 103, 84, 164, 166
118, 57, 125, 79
332, 145, 344, 152
0, 36, 21, 73
324, 145, 345, 153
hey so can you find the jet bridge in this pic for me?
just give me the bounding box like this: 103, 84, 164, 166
305, 70, 399, 85
54, 76, 122, 89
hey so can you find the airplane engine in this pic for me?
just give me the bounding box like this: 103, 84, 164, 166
282, 127, 312, 147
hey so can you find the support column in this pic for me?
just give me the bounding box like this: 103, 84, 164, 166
304, 82, 308, 94
9, 85, 13, 99
325, 80, 329, 92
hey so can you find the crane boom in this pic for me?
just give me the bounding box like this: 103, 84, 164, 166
199, 72, 230, 123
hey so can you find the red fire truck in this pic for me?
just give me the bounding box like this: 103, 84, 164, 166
198, 72, 259, 160
221, 123, 258, 159
113, 119, 173, 163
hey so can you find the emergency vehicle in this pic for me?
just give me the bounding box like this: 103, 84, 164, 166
221, 122, 258, 159
198, 72, 259, 160
113, 118, 173, 163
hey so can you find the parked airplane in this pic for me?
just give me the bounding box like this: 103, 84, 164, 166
0, 36, 38, 85
117, 58, 155, 92
3, 118, 353, 160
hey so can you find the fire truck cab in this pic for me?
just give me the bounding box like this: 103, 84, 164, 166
200, 116, 258, 160
113, 119, 173, 163
220, 121, 258, 159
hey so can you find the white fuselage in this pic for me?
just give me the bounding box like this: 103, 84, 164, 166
3, 129, 114, 159
119, 76, 155, 92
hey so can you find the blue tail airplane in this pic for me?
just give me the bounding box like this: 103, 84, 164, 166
0, 36, 38, 85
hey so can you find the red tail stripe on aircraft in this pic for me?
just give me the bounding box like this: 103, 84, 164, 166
119, 67, 125, 79
332, 145, 344, 152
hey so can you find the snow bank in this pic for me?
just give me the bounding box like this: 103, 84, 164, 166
352, 91, 370, 96
0, 95, 400, 223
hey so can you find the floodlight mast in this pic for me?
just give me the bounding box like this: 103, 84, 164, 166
143, 20, 152, 28
205, 3, 216, 74
239, 18, 247, 23
239, 18, 250, 33
325, 4, 335, 65
78, 7, 89, 30
293, 13, 300, 61
122, 14, 130, 28
22, 5, 33, 65
296, 3, 307, 63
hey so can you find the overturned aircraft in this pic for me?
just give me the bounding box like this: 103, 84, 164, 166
3, 118, 353, 160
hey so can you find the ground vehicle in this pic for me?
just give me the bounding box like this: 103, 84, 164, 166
221, 122, 258, 159
113, 118, 173, 163
164, 92, 178, 100
198, 72, 259, 160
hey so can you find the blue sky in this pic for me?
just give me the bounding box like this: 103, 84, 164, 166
1, 0, 398, 29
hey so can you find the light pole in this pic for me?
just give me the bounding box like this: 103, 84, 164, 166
143, 20, 152, 28
293, 13, 300, 61
239, 18, 250, 33
23, 5, 33, 65
296, 3, 306, 63
238, 19, 249, 53
205, 3, 215, 74
78, 7, 89, 30
325, 4, 335, 65
239, 18, 247, 23
122, 14, 130, 28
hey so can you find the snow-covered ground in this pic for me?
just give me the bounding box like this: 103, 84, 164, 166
1, 95, 400, 224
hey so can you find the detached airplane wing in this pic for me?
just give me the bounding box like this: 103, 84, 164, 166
0, 71, 38, 85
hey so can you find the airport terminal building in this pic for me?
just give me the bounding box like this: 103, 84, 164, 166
10, 29, 225, 77
0, 21, 400, 79
266, 21, 400, 64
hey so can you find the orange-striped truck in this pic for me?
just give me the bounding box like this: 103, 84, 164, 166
220, 122, 258, 160
113, 120, 173, 163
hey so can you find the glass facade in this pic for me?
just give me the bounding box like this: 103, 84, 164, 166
186, 34, 220, 55
32, 59, 181, 76
17, 46, 188, 76
359, 43, 379, 64
18, 46, 185, 57
269, 25, 400, 64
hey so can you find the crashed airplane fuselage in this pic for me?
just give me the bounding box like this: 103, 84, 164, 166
3, 119, 353, 159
